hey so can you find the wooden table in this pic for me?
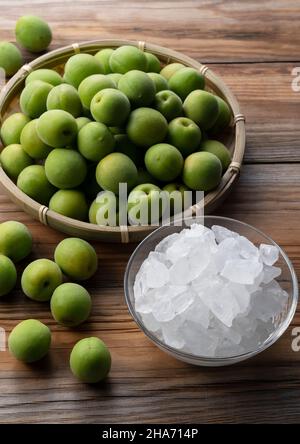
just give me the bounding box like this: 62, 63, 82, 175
0, 0, 300, 424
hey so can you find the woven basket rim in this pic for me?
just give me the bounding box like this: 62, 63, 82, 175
0, 39, 246, 242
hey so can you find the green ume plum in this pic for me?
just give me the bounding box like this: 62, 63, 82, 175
76, 117, 91, 131
126, 107, 168, 147
169, 67, 205, 100
47, 84, 82, 117
0, 113, 30, 145
163, 182, 190, 215
154, 90, 183, 121
78, 74, 116, 108
20, 80, 53, 118
114, 134, 143, 166
182, 151, 222, 191
20, 119, 53, 159
128, 183, 162, 224
106, 73, 122, 86
0, 41, 23, 76
17, 165, 56, 205
91, 88, 130, 127
145, 143, 184, 182
54, 237, 98, 281
0, 255, 17, 297
0, 221, 32, 262
45, 149, 87, 189
168, 117, 202, 157
9, 319, 51, 363
49, 190, 88, 221
70, 337, 111, 383
89, 192, 119, 226
37, 110, 78, 148
25, 69, 63, 86
200, 139, 231, 172
96, 152, 138, 195
147, 73, 169, 93
88, 200, 100, 225
64, 53, 103, 88
15, 15, 52, 52
109, 45, 147, 73
145, 52, 161, 73
51, 283, 91, 327
183, 90, 219, 131
78, 122, 115, 162
118, 70, 155, 107
0, 144, 33, 179
163, 183, 189, 194
209, 96, 232, 134
21, 258, 63, 302
160, 63, 185, 80
94, 48, 114, 74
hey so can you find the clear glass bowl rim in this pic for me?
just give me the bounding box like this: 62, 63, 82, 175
124, 215, 299, 364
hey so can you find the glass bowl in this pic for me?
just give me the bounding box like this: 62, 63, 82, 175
124, 216, 298, 366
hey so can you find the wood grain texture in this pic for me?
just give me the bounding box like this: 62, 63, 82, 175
210, 63, 300, 163
0, 0, 300, 424
1, 0, 300, 63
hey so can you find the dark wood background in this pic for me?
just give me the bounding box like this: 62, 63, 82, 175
0, 0, 300, 424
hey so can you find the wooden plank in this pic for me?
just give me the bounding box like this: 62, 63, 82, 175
1, 0, 300, 63
0, 163, 299, 424
210, 63, 300, 164
216, 163, 300, 248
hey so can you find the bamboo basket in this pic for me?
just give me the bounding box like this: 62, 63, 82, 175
0, 39, 245, 243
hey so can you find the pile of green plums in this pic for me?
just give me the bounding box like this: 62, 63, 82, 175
0, 219, 111, 383
0, 15, 52, 77
0, 44, 232, 225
